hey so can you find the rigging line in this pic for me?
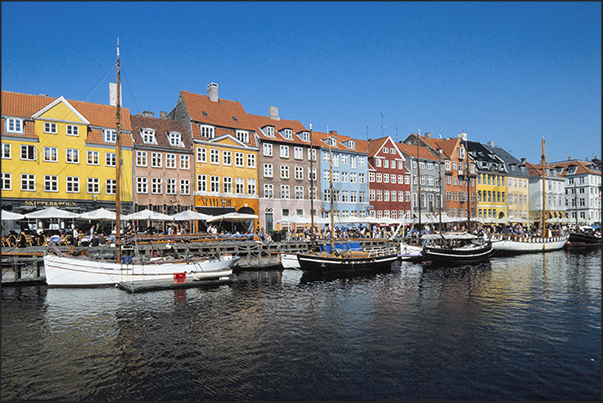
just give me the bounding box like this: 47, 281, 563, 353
80, 63, 115, 103
121, 69, 140, 115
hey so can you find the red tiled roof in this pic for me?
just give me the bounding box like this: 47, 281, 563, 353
548, 160, 601, 176
1, 91, 133, 131
179, 90, 255, 131
130, 115, 191, 150
395, 140, 442, 161
311, 130, 369, 153
247, 113, 310, 145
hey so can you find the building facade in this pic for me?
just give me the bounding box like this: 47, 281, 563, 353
314, 130, 369, 222
1, 91, 134, 216
525, 161, 566, 226
367, 136, 412, 221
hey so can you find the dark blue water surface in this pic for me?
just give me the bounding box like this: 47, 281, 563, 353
2, 248, 600, 401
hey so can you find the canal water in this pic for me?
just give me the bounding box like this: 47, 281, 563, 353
2, 248, 600, 401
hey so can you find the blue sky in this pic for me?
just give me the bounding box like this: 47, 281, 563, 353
2, 1, 600, 164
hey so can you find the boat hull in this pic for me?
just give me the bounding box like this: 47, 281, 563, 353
297, 252, 398, 274
280, 253, 301, 269
44, 254, 238, 287
490, 234, 569, 255
566, 232, 601, 248
399, 242, 424, 261
422, 243, 494, 266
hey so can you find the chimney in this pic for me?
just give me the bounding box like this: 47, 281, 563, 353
269, 106, 279, 120
329, 130, 337, 135
458, 132, 467, 141
143, 111, 154, 118
207, 83, 218, 102
425, 132, 431, 138
521, 158, 526, 163
488, 141, 494, 147
160, 111, 167, 119
568, 156, 572, 160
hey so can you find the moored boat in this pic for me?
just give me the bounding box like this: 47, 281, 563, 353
490, 232, 569, 255
297, 248, 399, 274
566, 230, 601, 249
421, 232, 494, 266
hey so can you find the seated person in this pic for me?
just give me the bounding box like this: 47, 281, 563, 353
90, 234, 100, 247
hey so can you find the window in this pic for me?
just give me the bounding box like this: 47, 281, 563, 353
341, 172, 348, 182
44, 147, 58, 162
44, 175, 58, 192
180, 179, 190, 195
247, 154, 256, 168
197, 174, 207, 192
376, 190, 383, 201
168, 132, 183, 146
2, 144, 10, 159
141, 129, 156, 144
44, 122, 57, 134
308, 148, 317, 161
236, 130, 249, 143
210, 149, 219, 164
376, 173, 382, 182
222, 176, 232, 193
105, 152, 116, 167
294, 147, 303, 160
66, 148, 79, 164
87, 150, 99, 165
223, 151, 232, 165
151, 178, 162, 194
383, 147, 389, 154
264, 163, 273, 178
21, 145, 36, 161
369, 172, 375, 182
180, 155, 190, 170
341, 154, 349, 165
21, 174, 35, 191
264, 184, 273, 198
333, 171, 340, 182
350, 191, 358, 203
166, 153, 176, 169
166, 178, 177, 195
391, 174, 396, 184
264, 126, 275, 137
359, 173, 365, 183
295, 186, 304, 199
137, 177, 148, 194
197, 147, 206, 163
87, 177, 100, 194
299, 132, 310, 142
280, 165, 290, 179
235, 178, 244, 194
333, 154, 339, 167
384, 159, 389, 168
280, 145, 290, 158
247, 179, 256, 195
341, 191, 349, 202
200, 125, 215, 139
66, 125, 79, 136
383, 173, 389, 183
136, 151, 147, 166
210, 176, 219, 193
333, 190, 340, 202
399, 174, 404, 184
324, 189, 331, 202
106, 179, 116, 195
359, 156, 366, 166
280, 185, 290, 199
391, 191, 397, 201
295, 166, 303, 180
1, 173, 11, 190
384, 190, 390, 201
351, 156, 357, 169
5, 118, 23, 134
281, 129, 293, 140
398, 160, 403, 169
376, 158, 382, 167
235, 152, 244, 167
66, 176, 79, 193
151, 152, 162, 167
323, 170, 330, 181
369, 189, 375, 201
104, 129, 116, 143
263, 143, 273, 156
308, 167, 317, 181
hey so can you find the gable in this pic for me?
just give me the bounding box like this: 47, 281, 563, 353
32, 96, 89, 125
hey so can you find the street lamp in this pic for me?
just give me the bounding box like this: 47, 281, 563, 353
92, 194, 98, 210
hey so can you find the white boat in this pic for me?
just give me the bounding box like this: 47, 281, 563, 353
490, 233, 569, 254
44, 253, 238, 287
399, 238, 424, 261
489, 138, 569, 255
280, 253, 300, 269
43, 42, 237, 288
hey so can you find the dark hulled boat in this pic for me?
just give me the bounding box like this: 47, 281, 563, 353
421, 233, 494, 266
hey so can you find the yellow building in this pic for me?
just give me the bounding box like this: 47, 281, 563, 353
476, 171, 508, 220
1, 91, 134, 215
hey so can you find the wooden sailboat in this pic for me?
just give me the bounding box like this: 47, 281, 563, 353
490, 138, 569, 255
296, 131, 398, 274
43, 41, 238, 287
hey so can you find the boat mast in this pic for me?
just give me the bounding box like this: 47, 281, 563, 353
541, 137, 546, 238
329, 133, 335, 254
466, 136, 471, 231
416, 129, 421, 227
115, 39, 122, 263
309, 124, 315, 250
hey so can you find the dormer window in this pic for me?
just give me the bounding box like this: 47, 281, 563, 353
202, 111, 208, 116
299, 131, 310, 142
264, 126, 275, 137
104, 129, 116, 143
328, 137, 337, 147
168, 131, 183, 147
281, 128, 293, 140
5, 118, 23, 134
347, 140, 355, 149
236, 130, 249, 143
568, 166, 577, 175
200, 124, 215, 139
141, 128, 157, 144
458, 146, 466, 159
232, 116, 238, 121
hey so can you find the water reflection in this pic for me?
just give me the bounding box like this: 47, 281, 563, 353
1, 249, 600, 401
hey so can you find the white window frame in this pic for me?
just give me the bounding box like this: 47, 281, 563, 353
180, 154, 190, 170
66, 176, 79, 193
44, 122, 57, 134
5, 118, 23, 134
2, 143, 10, 159
87, 150, 99, 165
66, 125, 79, 136
104, 129, 116, 143
44, 147, 58, 163
166, 153, 177, 169
137, 177, 148, 194
136, 151, 147, 167
1, 172, 11, 190
44, 175, 58, 192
